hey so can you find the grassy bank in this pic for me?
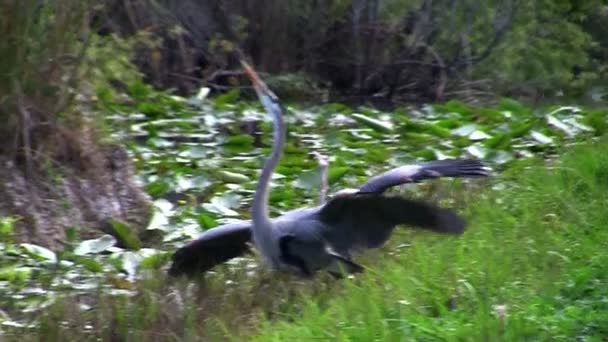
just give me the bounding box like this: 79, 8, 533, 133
249, 140, 608, 341
2, 113, 607, 341
5, 139, 601, 341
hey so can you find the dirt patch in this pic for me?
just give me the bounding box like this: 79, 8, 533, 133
0, 140, 152, 250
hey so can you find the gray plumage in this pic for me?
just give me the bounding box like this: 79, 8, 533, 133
168, 61, 488, 278
169, 159, 487, 276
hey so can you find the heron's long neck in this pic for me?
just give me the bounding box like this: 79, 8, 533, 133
252, 110, 285, 232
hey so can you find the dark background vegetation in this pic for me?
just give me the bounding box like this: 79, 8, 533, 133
1, 1, 608, 340
0, 0, 606, 276
94, 0, 608, 104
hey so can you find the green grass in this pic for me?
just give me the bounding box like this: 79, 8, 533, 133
4, 140, 608, 341
250, 140, 608, 341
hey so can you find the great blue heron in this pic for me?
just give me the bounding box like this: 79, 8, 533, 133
168, 62, 488, 277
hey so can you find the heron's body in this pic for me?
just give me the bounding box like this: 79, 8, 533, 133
168, 61, 489, 278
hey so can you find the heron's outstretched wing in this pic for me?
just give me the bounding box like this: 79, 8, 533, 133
168, 220, 252, 276
358, 159, 489, 194
169, 159, 484, 276
319, 194, 465, 250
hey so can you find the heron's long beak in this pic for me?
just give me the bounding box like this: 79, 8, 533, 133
241, 60, 273, 97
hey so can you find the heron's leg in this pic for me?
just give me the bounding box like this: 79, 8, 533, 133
326, 250, 364, 274
313, 151, 329, 205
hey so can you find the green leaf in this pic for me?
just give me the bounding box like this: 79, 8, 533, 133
176, 175, 212, 192
197, 212, 218, 229
217, 170, 250, 183
213, 89, 241, 109
109, 219, 141, 251
74, 235, 117, 256
351, 113, 394, 133
294, 169, 322, 190
20, 243, 57, 262
530, 130, 554, 145
203, 195, 241, 217
328, 167, 349, 183
402, 118, 450, 138
121, 252, 141, 277
73, 256, 103, 273
146, 209, 170, 231
139, 252, 171, 270
223, 135, 254, 147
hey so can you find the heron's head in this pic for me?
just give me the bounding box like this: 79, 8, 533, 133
241, 61, 283, 123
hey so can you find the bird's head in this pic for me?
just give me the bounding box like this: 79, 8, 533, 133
241, 60, 283, 123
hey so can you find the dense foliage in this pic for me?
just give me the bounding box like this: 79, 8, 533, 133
0, 1, 607, 340
97, 0, 608, 102
1, 85, 606, 338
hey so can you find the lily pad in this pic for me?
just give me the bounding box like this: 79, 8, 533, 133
217, 170, 250, 183
351, 113, 394, 133
109, 219, 141, 251
469, 130, 492, 141
530, 130, 554, 145
546, 114, 576, 137
465, 144, 488, 159
74, 235, 117, 256
452, 124, 478, 137
20, 244, 57, 263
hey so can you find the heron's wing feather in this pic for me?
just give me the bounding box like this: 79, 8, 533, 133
358, 159, 489, 193
319, 194, 465, 249
168, 221, 252, 276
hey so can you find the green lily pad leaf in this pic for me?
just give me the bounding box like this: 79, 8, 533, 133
347, 130, 373, 140
140, 251, 171, 270
121, 252, 142, 278
563, 117, 593, 133
74, 235, 117, 256
154, 198, 174, 215
180, 146, 208, 159
546, 114, 575, 137
148, 138, 174, 148
322, 102, 352, 114
109, 219, 141, 251
351, 113, 394, 132
216, 192, 242, 209
20, 243, 57, 262
469, 130, 492, 141
197, 213, 217, 230
294, 169, 321, 190
0, 266, 32, 282
582, 110, 607, 135
401, 118, 451, 138
328, 167, 349, 183
176, 175, 212, 192
491, 151, 513, 165
203, 196, 240, 217
213, 89, 240, 109
547, 106, 581, 116
452, 124, 477, 137
73, 256, 104, 273
195, 87, 210, 102
530, 130, 554, 145
466, 144, 488, 159
217, 170, 250, 183
146, 209, 170, 231
223, 135, 254, 147
433, 149, 451, 160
